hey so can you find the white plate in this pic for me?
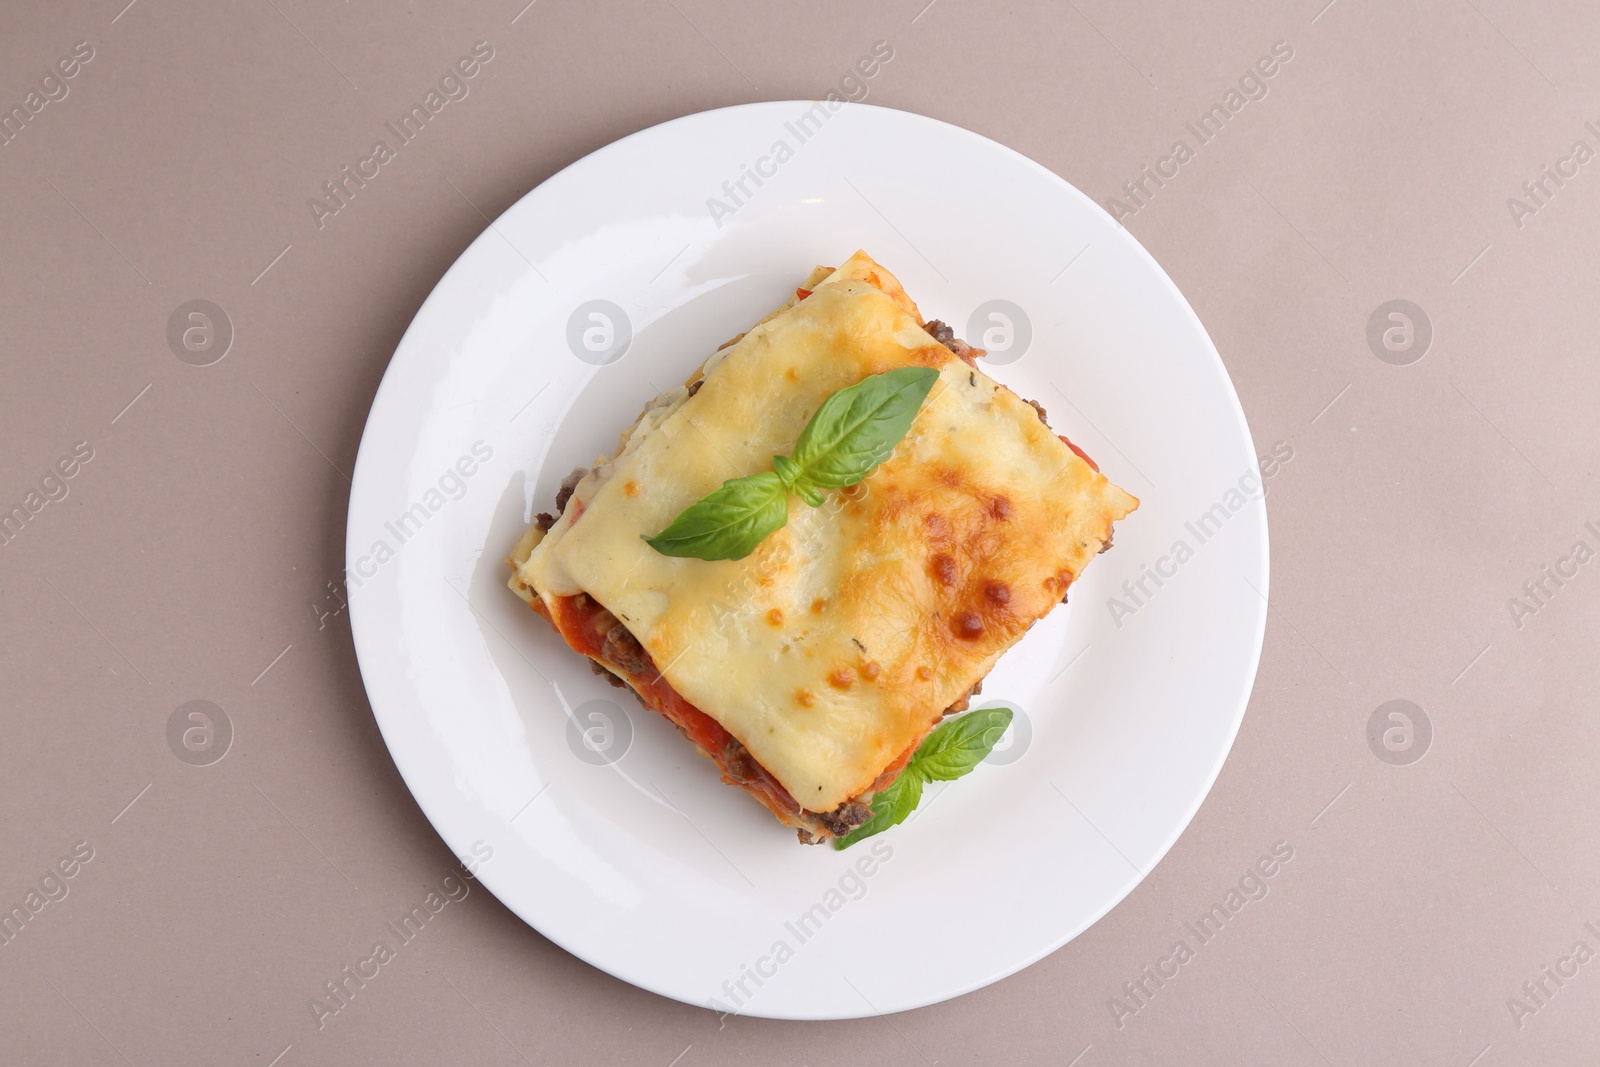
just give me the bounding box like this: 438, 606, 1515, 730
346, 102, 1267, 1020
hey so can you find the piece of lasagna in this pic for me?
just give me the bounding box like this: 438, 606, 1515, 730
508, 251, 1137, 844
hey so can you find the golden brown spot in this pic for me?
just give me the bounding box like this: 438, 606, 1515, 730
810, 598, 827, 614
990, 496, 1014, 521
984, 580, 1012, 606
954, 611, 985, 639
766, 608, 784, 626
796, 688, 816, 707
936, 466, 962, 487
828, 667, 855, 689
925, 513, 951, 538
841, 483, 867, 500
916, 665, 933, 681
861, 661, 881, 680
622, 480, 640, 497
930, 552, 958, 586
785, 367, 799, 381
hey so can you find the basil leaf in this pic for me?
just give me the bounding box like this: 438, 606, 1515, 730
912, 706, 1014, 781
832, 770, 923, 850
771, 454, 803, 488
791, 482, 824, 508
642, 472, 788, 560
641, 367, 938, 562
831, 707, 1011, 848
770, 454, 824, 506
790, 367, 939, 489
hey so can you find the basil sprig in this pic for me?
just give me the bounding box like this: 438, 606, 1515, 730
789, 366, 939, 492
834, 705, 1013, 850
633, 472, 788, 561
643, 366, 939, 560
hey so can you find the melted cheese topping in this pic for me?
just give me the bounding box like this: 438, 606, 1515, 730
519, 252, 1137, 810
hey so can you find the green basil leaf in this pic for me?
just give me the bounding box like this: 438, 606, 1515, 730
831, 707, 1012, 848
910, 706, 1014, 782
642, 367, 938, 561
770, 454, 826, 506
770, 454, 803, 488
642, 471, 789, 560
832, 770, 923, 850
794, 483, 825, 509
790, 367, 939, 489
793, 483, 825, 508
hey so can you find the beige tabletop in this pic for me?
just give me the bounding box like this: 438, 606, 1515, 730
3, 0, 1596, 1064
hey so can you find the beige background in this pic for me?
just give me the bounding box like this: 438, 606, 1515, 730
3, 0, 1597, 1063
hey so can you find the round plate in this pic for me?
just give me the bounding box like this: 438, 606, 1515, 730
346, 102, 1267, 1020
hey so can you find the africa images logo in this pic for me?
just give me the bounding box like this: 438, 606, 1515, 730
0, 440, 95, 548
707, 840, 893, 1018
1105, 443, 1292, 629
307, 42, 495, 230
0, 40, 94, 149
346, 441, 493, 588
1108, 841, 1294, 1028
1104, 41, 1293, 222
703, 41, 894, 227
